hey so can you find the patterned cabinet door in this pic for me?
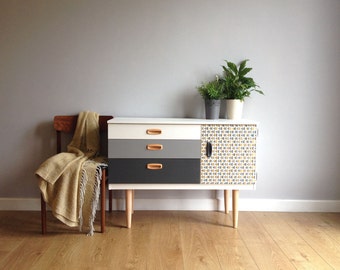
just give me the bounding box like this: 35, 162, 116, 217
200, 124, 257, 185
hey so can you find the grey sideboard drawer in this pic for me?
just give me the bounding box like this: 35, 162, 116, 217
108, 139, 201, 158
108, 158, 200, 184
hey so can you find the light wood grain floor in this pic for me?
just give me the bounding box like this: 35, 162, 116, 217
0, 211, 339, 269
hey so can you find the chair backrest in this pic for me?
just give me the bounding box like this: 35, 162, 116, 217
54, 115, 113, 154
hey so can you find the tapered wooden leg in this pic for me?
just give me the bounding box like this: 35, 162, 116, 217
100, 169, 106, 233
232, 190, 239, 228
126, 190, 133, 228
224, 190, 229, 214
41, 194, 46, 234
132, 190, 135, 214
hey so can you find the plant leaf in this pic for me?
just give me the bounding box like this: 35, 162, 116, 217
255, 89, 264, 95
239, 67, 252, 77
239, 59, 248, 72
227, 61, 238, 74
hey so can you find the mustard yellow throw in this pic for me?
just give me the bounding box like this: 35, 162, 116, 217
36, 111, 106, 235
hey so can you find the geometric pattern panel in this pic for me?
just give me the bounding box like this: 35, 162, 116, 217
200, 124, 257, 185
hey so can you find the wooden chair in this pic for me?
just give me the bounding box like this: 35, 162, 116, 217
40, 115, 113, 234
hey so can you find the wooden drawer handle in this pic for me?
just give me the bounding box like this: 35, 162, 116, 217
146, 144, 163, 151
146, 128, 162, 135
146, 163, 163, 170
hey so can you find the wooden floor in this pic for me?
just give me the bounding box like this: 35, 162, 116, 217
0, 211, 339, 269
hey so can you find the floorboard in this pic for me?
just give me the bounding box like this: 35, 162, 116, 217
0, 211, 339, 270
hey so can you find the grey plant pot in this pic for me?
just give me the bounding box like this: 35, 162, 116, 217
205, 99, 221, 119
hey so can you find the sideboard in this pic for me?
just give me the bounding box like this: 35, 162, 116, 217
108, 117, 258, 228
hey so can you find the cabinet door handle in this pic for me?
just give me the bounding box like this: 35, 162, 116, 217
206, 142, 212, 157
146, 163, 163, 170
146, 128, 162, 135
146, 144, 163, 150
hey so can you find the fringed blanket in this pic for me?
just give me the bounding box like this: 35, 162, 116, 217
36, 111, 106, 235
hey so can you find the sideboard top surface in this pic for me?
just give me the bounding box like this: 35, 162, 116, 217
108, 117, 258, 125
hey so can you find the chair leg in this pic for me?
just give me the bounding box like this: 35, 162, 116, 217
41, 193, 47, 234
101, 169, 106, 233
109, 190, 113, 212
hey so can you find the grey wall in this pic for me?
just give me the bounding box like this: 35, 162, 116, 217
1, 0, 339, 200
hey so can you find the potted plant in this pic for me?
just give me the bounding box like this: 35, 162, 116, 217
197, 76, 223, 119
221, 59, 264, 119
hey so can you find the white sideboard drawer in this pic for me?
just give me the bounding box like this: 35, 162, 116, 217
108, 124, 200, 140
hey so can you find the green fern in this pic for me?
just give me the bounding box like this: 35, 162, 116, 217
197, 77, 223, 100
